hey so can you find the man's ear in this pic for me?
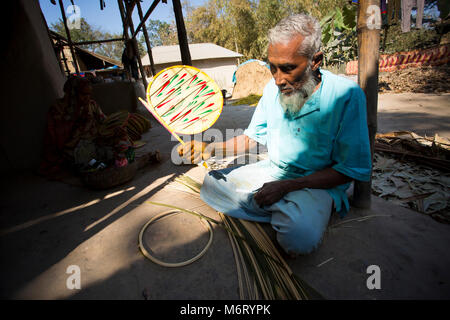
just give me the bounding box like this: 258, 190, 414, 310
311, 52, 323, 71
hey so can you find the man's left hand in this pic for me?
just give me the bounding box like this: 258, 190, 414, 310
253, 180, 295, 207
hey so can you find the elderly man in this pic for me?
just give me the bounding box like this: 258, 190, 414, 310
178, 13, 372, 256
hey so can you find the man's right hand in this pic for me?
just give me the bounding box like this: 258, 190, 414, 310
177, 140, 213, 164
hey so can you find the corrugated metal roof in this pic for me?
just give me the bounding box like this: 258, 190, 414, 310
141, 43, 243, 65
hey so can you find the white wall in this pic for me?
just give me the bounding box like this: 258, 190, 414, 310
147, 58, 238, 94
193, 58, 238, 93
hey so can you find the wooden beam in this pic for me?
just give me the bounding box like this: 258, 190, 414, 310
132, 0, 161, 39
172, 0, 192, 65
117, 0, 132, 81
73, 38, 125, 46
58, 40, 71, 76
136, 1, 156, 76
117, 0, 129, 40
58, 0, 79, 74
123, 1, 148, 88
353, 0, 381, 209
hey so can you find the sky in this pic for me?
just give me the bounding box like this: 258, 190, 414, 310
39, 0, 208, 35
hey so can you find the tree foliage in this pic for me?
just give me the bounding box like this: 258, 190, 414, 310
184, 0, 442, 65
51, 18, 102, 46
50, 17, 147, 62
146, 19, 178, 47
320, 4, 358, 66
51, 0, 444, 66
184, 0, 349, 61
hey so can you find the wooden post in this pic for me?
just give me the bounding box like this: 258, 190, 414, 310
132, 0, 161, 39
117, 0, 135, 83
117, 0, 128, 41
58, 0, 79, 74
73, 38, 125, 46
52, 33, 71, 76
137, 1, 156, 77
353, 0, 381, 209
172, 0, 192, 66
123, 1, 148, 88
58, 40, 71, 76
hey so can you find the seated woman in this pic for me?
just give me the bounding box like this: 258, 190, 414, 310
39, 77, 130, 177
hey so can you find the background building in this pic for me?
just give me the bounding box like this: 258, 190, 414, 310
141, 43, 243, 93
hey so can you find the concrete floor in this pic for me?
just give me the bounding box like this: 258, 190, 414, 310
1, 93, 449, 300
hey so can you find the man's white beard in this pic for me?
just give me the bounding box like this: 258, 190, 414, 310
279, 73, 317, 116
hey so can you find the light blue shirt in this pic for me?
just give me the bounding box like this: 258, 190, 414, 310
243, 69, 372, 216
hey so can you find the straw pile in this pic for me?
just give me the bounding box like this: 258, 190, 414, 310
378, 65, 450, 93
145, 174, 322, 300
232, 61, 273, 100
373, 131, 450, 223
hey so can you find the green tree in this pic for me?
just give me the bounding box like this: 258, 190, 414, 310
146, 19, 178, 47
185, 0, 230, 46
96, 32, 125, 62
252, 0, 289, 60
51, 18, 129, 62
184, 0, 349, 61
51, 18, 103, 51
226, 0, 258, 59
320, 4, 358, 66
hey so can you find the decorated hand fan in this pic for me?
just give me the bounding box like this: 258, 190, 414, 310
139, 65, 224, 145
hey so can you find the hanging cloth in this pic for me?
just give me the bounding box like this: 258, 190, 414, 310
401, 0, 425, 32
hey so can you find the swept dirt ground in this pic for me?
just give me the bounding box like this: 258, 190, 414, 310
1, 78, 449, 300
378, 92, 450, 138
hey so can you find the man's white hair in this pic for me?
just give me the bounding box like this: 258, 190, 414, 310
268, 13, 322, 58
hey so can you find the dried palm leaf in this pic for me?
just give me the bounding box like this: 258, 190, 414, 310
150, 174, 324, 300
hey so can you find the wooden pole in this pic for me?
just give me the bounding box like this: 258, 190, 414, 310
117, 0, 129, 40
123, 1, 148, 89
132, 0, 161, 39
172, 0, 192, 66
53, 42, 65, 76
58, 40, 71, 76
73, 38, 125, 46
117, 0, 132, 81
137, 1, 156, 77
51, 33, 70, 76
58, 0, 79, 74
353, 0, 381, 209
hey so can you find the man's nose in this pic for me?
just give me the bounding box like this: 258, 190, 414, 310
273, 70, 287, 87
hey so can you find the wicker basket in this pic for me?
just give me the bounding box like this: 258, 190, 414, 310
81, 151, 160, 190
81, 160, 138, 190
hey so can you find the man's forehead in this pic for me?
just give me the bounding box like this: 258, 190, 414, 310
268, 35, 306, 61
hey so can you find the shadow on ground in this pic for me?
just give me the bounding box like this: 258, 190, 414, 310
0, 158, 190, 298
2, 102, 450, 299
377, 111, 450, 137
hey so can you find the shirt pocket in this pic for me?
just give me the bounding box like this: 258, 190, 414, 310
290, 121, 322, 146
290, 121, 334, 164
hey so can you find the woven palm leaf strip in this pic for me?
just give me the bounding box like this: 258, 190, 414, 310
149, 174, 322, 300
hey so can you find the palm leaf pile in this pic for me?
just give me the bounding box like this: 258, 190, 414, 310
98, 111, 151, 142
146, 174, 323, 300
